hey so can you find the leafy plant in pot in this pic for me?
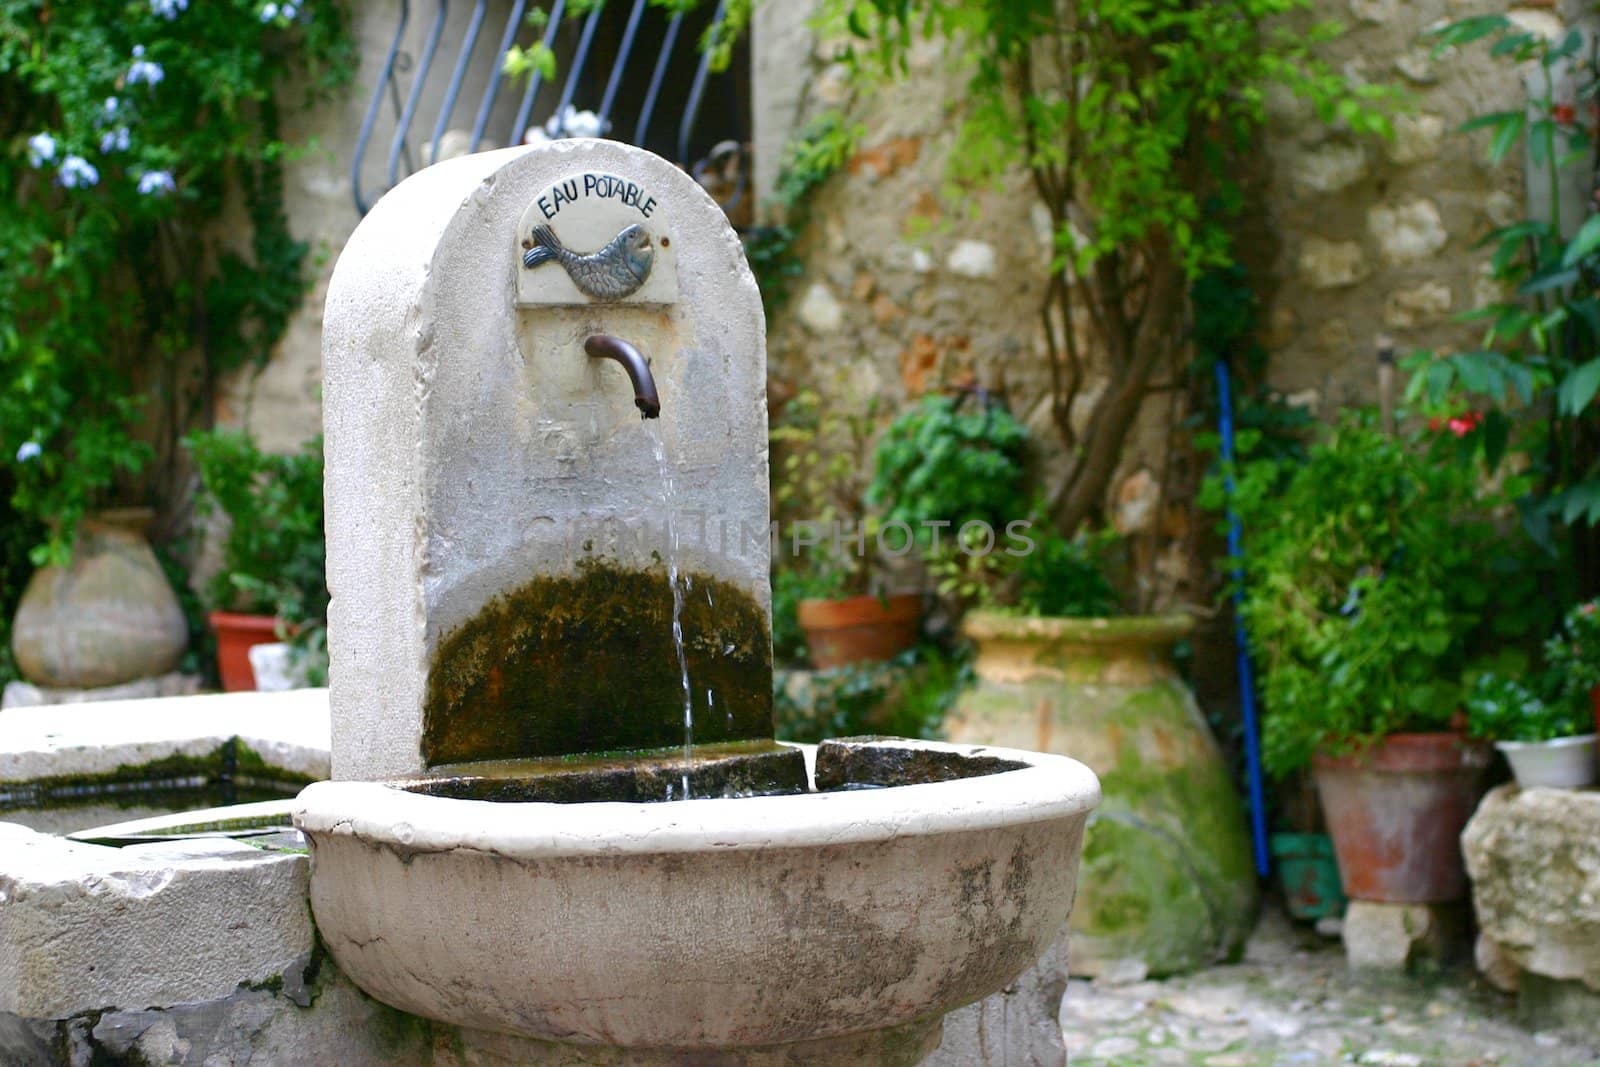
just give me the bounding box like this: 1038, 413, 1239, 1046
1221, 414, 1505, 903
771, 391, 921, 669
188, 429, 326, 691
1465, 673, 1596, 789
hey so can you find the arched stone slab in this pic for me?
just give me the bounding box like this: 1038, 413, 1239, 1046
323, 140, 770, 781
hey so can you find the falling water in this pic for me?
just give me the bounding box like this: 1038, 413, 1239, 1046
648, 424, 694, 799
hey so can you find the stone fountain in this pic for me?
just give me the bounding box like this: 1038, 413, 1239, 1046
293, 138, 1099, 1066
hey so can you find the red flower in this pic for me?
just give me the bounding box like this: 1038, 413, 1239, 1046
1554, 103, 1577, 126
1444, 411, 1483, 437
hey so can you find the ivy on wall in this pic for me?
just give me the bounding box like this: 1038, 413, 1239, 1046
0, 0, 353, 569
818, 0, 1390, 536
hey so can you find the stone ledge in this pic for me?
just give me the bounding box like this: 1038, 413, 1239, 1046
0, 825, 312, 1019
0, 688, 330, 785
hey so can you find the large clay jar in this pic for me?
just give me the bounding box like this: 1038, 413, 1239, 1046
949, 611, 1257, 977
11, 508, 188, 689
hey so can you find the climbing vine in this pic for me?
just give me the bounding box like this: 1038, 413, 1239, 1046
0, 0, 353, 566
821, 0, 1389, 535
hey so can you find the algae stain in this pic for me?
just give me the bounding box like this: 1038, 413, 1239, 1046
421, 561, 773, 765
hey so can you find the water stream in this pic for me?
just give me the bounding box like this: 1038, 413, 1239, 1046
648, 424, 694, 798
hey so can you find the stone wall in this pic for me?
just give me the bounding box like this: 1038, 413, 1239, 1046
236, 1, 1558, 604
749, 0, 1562, 618
217, 0, 529, 453
1256, 1, 1578, 410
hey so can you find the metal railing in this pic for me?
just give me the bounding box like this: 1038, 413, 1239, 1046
351, 0, 741, 216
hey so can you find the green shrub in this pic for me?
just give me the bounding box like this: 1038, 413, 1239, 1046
188, 429, 324, 622
0, 1, 352, 564
1216, 415, 1499, 775
867, 394, 1030, 546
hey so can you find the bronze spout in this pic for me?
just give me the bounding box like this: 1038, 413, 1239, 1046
584, 334, 661, 419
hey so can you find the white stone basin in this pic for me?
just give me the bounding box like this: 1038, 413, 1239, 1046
293, 739, 1098, 1064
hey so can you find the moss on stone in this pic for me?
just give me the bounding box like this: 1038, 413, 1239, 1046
0, 743, 311, 823
422, 561, 774, 765
954, 670, 1258, 976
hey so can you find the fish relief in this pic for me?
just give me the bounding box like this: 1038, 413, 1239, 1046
514, 171, 678, 307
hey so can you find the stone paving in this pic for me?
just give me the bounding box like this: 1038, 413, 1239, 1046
1062, 907, 1600, 1067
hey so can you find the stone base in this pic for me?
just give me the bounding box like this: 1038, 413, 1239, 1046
924, 937, 1068, 1067
2, 671, 201, 709
1463, 785, 1600, 996
3, 964, 951, 1067
1341, 900, 1470, 971
1518, 973, 1600, 1035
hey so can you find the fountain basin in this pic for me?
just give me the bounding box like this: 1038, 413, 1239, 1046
293, 738, 1098, 1063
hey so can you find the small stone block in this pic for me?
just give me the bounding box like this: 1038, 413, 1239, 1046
1342, 900, 1468, 971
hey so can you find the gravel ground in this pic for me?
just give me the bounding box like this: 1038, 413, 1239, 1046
1062, 907, 1600, 1067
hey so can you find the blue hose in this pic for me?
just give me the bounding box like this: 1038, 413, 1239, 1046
1214, 360, 1271, 877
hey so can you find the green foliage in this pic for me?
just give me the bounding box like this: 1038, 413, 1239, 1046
187, 429, 325, 629
773, 644, 965, 744
866, 393, 1030, 543
0, 0, 352, 564
1006, 526, 1119, 618
1464, 672, 1586, 743
931, 521, 1118, 618
1189, 263, 1316, 467
864, 390, 1119, 616
770, 388, 885, 597
1403, 15, 1600, 578
0, 470, 43, 686
820, 0, 1388, 535
823, 0, 1388, 279
770, 562, 846, 666
505, 1, 754, 83
745, 111, 863, 315
1547, 598, 1600, 703
1220, 416, 1504, 776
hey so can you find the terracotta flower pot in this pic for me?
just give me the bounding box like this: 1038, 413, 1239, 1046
209, 611, 281, 692
796, 594, 920, 670
1312, 732, 1493, 903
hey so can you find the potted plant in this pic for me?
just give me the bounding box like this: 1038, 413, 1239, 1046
771, 391, 921, 669
188, 429, 326, 691
935, 518, 1257, 976
1547, 599, 1600, 738
1225, 415, 1501, 903
1465, 673, 1597, 789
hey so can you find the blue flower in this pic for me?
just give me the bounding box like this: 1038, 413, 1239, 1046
59, 155, 99, 189
100, 127, 131, 154
150, 0, 188, 19
137, 170, 176, 196
15, 442, 41, 463
26, 132, 56, 167
261, 2, 279, 19
128, 56, 164, 86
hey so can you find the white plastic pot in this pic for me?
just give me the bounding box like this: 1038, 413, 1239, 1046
1496, 733, 1599, 789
